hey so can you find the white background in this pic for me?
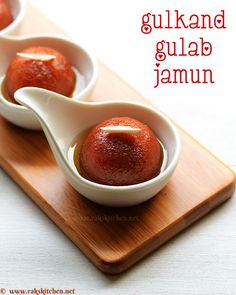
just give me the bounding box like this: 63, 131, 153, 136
0, 0, 235, 294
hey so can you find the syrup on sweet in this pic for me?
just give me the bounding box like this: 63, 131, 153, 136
69, 117, 166, 186
0, 0, 13, 30
4, 46, 76, 103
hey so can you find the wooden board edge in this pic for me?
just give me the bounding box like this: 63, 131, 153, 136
96, 179, 235, 274
0, 156, 104, 271
1, 142, 235, 274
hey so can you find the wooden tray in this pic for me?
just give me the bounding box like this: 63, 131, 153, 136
0, 4, 235, 274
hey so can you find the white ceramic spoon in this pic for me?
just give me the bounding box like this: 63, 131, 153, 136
0, 34, 98, 130
15, 87, 181, 207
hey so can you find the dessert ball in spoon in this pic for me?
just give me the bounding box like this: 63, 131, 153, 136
79, 117, 163, 186
5, 46, 75, 103
0, 0, 13, 30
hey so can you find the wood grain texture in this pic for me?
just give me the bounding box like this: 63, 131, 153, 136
0, 4, 235, 274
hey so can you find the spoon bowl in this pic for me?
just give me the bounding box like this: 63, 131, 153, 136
15, 87, 181, 207
0, 34, 98, 130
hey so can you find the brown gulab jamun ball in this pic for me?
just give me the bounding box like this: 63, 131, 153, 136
5, 46, 76, 103
79, 117, 163, 186
0, 0, 13, 30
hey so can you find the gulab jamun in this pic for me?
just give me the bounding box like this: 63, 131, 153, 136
0, 0, 13, 30
79, 117, 163, 186
5, 46, 76, 102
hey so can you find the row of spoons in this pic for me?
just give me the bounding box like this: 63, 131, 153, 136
0, 31, 180, 208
